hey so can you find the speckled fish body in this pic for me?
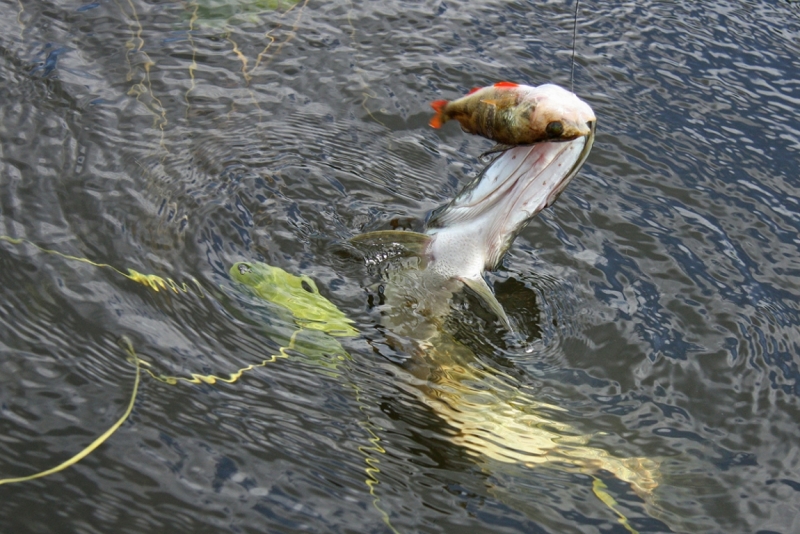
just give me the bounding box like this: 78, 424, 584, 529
430, 82, 595, 146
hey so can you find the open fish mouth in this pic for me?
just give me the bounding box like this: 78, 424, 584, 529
460, 121, 595, 217
426, 120, 596, 272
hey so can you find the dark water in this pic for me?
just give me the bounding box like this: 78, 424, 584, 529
1, 0, 800, 532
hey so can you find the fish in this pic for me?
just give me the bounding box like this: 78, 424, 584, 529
229, 260, 658, 501
369, 84, 596, 291
232, 84, 657, 499
224, 84, 660, 529
429, 82, 595, 148
348, 84, 659, 497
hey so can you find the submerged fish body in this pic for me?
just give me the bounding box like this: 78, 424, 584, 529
430, 82, 595, 146
349, 83, 659, 496
349, 237, 659, 499
230, 259, 659, 498
232, 83, 659, 500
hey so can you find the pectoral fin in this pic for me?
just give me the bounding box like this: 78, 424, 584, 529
459, 275, 513, 332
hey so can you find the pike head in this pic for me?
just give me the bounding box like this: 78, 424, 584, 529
352, 85, 595, 327
426, 101, 595, 281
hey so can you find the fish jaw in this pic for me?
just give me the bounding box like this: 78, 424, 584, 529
425, 121, 595, 278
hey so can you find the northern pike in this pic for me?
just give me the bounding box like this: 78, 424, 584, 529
232, 83, 659, 500
429, 82, 595, 147
231, 259, 659, 503
347, 85, 661, 496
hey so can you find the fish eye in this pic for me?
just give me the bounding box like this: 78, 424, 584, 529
301, 280, 314, 293
237, 263, 252, 275
546, 121, 564, 138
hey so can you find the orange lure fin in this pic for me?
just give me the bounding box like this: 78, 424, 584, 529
429, 99, 449, 128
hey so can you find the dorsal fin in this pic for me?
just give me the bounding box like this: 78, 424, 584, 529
493, 81, 519, 88
430, 99, 448, 113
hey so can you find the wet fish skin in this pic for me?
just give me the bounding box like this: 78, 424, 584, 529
430, 81, 595, 146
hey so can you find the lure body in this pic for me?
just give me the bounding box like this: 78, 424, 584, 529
430, 81, 594, 146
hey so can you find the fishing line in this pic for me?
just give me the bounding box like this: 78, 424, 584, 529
0, 331, 307, 485
0, 235, 203, 295
348, 379, 401, 534
141, 329, 302, 385
346, 0, 388, 127
571, 0, 580, 93
116, 0, 168, 152
0, 336, 141, 486
568, 7, 639, 528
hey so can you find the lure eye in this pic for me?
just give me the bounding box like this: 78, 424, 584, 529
238, 263, 252, 274
546, 121, 564, 138
301, 280, 314, 293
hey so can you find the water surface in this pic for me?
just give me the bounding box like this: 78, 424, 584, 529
1, 0, 800, 532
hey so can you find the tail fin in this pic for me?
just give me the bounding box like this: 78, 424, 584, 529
429, 99, 448, 128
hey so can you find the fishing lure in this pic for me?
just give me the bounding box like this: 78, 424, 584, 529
429, 81, 595, 148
